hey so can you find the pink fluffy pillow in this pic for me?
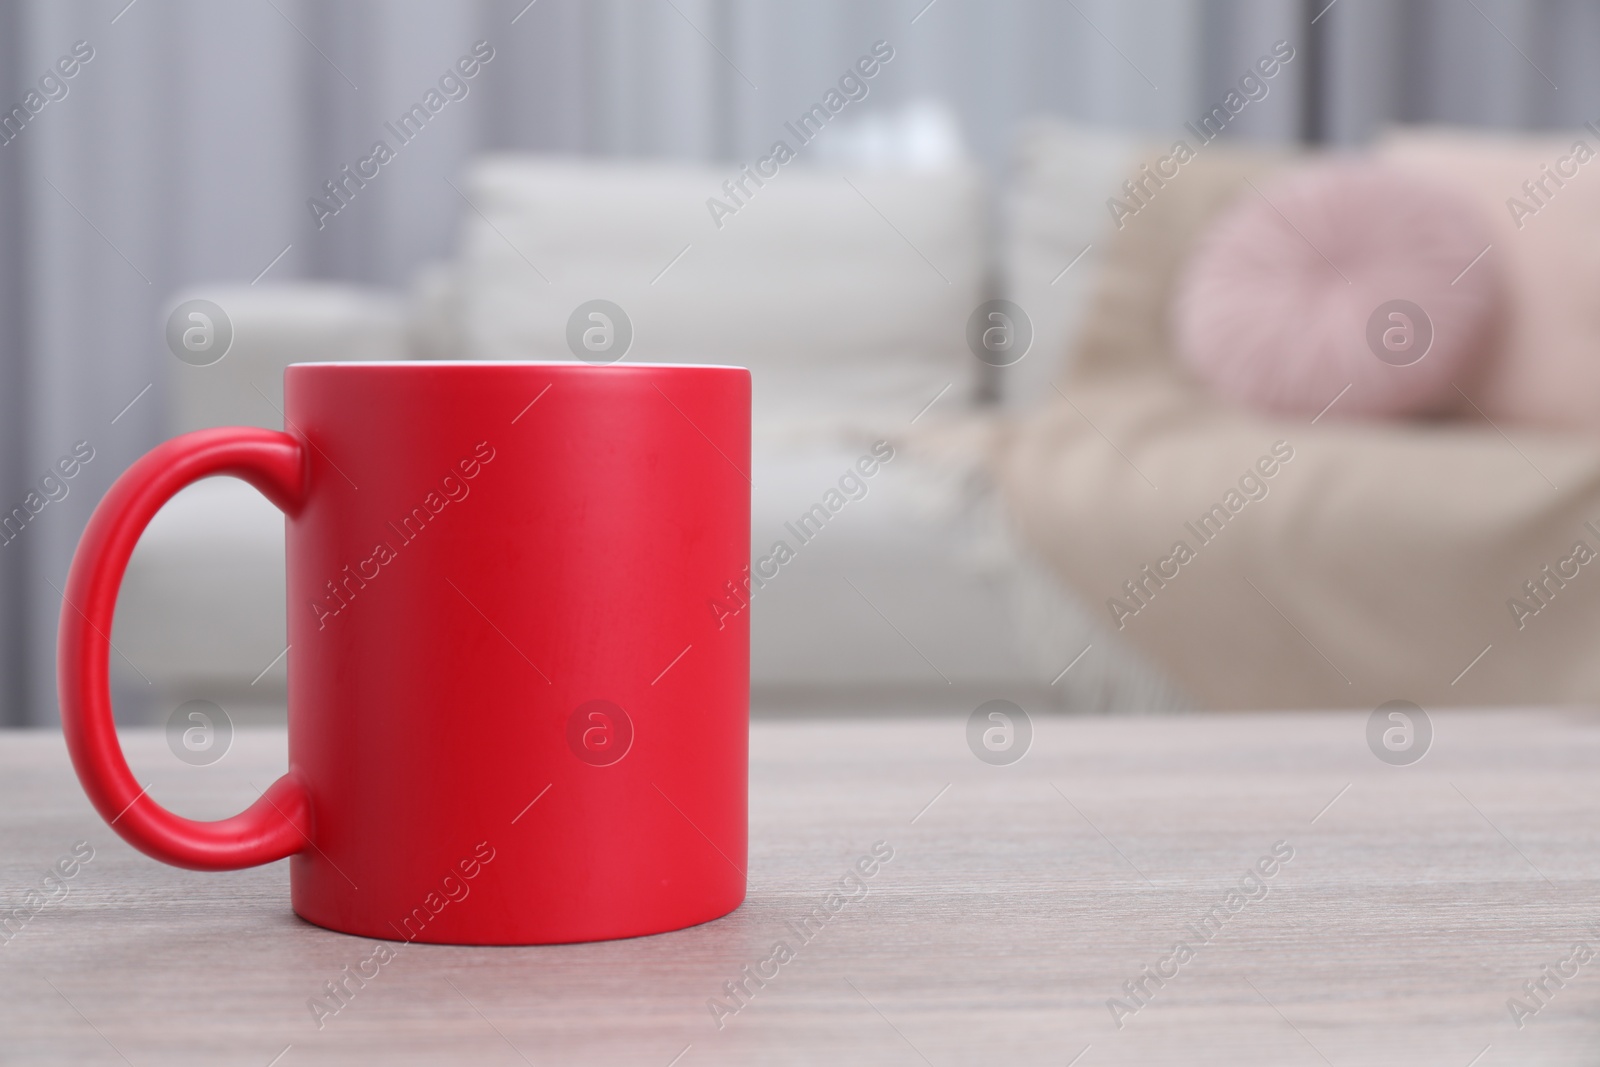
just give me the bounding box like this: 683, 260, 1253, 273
1173, 158, 1502, 419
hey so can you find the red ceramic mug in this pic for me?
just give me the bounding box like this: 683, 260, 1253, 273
57, 361, 750, 944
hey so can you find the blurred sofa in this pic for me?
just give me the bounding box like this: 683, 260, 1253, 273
122, 119, 1600, 716
115, 132, 1182, 720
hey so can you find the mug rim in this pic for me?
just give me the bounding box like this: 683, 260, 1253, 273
288, 360, 748, 372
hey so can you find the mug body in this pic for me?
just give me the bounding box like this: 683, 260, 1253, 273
282, 361, 749, 944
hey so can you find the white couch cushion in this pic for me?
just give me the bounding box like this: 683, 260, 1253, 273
165, 284, 405, 435
455, 155, 985, 418
1002, 120, 1140, 410
747, 417, 1184, 709
114, 477, 287, 697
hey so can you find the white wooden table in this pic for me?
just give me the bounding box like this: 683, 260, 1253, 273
2, 709, 1598, 1065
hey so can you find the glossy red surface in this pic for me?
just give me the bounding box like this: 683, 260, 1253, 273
59, 362, 750, 944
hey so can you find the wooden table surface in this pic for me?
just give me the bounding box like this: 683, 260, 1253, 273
2, 708, 1599, 1065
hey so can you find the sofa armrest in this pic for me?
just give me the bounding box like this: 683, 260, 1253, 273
165, 283, 404, 436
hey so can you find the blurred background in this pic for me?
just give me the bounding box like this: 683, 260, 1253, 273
4, 0, 1600, 727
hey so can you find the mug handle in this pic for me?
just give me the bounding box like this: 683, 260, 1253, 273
57, 427, 312, 870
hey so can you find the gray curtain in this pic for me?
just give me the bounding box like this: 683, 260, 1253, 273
0, 0, 1591, 725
